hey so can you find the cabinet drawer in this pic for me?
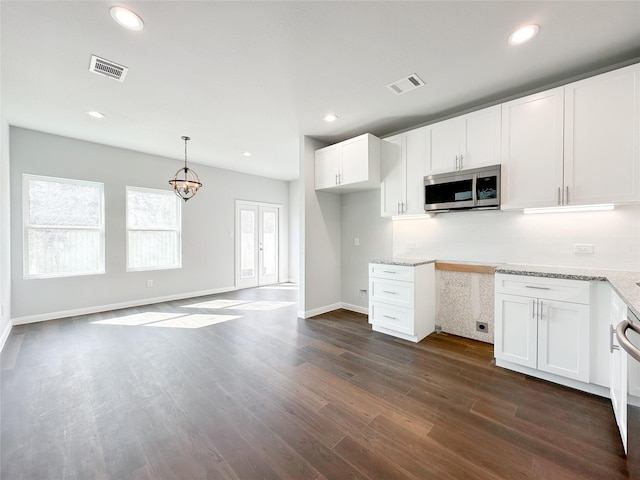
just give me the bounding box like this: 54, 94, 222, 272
369, 263, 414, 282
369, 302, 414, 336
495, 273, 590, 304
369, 278, 413, 308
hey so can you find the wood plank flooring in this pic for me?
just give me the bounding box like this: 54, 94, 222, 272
0, 284, 631, 479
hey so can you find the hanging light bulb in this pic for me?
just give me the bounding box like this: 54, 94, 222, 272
169, 136, 202, 201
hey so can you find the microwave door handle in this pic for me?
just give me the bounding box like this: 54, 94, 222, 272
472, 174, 478, 205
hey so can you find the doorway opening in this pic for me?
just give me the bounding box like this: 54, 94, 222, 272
235, 201, 280, 289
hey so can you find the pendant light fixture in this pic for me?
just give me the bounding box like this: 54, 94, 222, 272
169, 135, 202, 201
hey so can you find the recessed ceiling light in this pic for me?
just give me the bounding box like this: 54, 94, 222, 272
323, 114, 338, 122
110, 6, 144, 31
242, 151, 252, 157
86, 110, 106, 119
508, 24, 539, 45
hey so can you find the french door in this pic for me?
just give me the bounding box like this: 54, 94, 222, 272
236, 201, 279, 288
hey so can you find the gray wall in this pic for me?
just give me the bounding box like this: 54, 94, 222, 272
299, 136, 342, 317
10, 127, 289, 321
1, 121, 11, 344
288, 180, 300, 283
340, 189, 392, 311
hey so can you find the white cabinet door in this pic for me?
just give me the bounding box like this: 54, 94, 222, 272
537, 299, 590, 382
564, 64, 640, 205
380, 136, 404, 217
500, 87, 565, 210
494, 293, 537, 369
341, 135, 370, 185
404, 126, 429, 214
458, 105, 502, 170
315, 145, 340, 189
610, 291, 628, 452
429, 118, 458, 173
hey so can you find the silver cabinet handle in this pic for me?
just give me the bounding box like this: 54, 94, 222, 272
383, 270, 399, 274
382, 290, 398, 295
383, 315, 398, 320
335, 173, 338, 185
611, 325, 620, 353
455, 155, 459, 170
459, 154, 463, 170
539, 300, 544, 319
525, 286, 551, 290
616, 320, 640, 362
557, 187, 561, 205
397, 202, 401, 214
565, 186, 569, 205
532, 299, 536, 319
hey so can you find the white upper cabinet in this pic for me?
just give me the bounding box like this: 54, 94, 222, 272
501, 64, 640, 209
380, 135, 405, 217
501, 87, 565, 210
564, 64, 640, 205
428, 105, 501, 174
315, 133, 380, 193
380, 126, 429, 217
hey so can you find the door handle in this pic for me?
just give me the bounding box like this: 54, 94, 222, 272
610, 325, 620, 353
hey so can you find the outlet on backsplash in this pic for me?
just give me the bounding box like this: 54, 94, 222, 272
359, 289, 367, 298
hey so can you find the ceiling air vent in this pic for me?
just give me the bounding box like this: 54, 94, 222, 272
387, 73, 425, 95
89, 55, 128, 82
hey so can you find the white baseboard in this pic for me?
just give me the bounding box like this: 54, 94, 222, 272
0, 320, 12, 353
301, 302, 342, 319
11, 286, 238, 326
495, 358, 610, 398
340, 303, 368, 315
300, 302, 368, 319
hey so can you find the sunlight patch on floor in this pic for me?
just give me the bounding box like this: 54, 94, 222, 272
146, 314, 241, 329
183, 299, 249, 309
226, 301, 296, 311
92, 311, 179, 326
92, 311, 241, 329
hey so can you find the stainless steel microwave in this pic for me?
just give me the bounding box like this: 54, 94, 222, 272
424, 165, 501, 212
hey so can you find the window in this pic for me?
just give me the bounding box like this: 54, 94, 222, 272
24, 174, 105, 278
126, 186, 181, 271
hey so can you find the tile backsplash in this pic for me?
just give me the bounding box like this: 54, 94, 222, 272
393, 205, 640, 271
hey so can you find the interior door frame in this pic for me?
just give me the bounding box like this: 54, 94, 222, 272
235, 200, 282, 289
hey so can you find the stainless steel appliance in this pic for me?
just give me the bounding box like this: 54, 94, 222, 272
617, 308, 640, 479
424, 164, 500, 212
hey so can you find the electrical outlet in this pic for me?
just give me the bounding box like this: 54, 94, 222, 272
574, 244, 594, 254
476, 321, 488, 333
354, 237, 360, 247
146, 279, 153, 288
359, 289, 367, 298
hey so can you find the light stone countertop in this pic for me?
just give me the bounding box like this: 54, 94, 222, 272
495, 263, 640, 319
368, 258, 640, 319
369, 258, 436, 267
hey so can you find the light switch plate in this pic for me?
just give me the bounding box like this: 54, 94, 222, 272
573, 244, 594, 254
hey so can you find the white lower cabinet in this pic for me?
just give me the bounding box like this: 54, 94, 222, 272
495, 274, 590, 383
368, 262, 435, 342
610, 289, 628, 452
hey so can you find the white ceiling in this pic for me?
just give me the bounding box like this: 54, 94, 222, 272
2, 1, 639, 181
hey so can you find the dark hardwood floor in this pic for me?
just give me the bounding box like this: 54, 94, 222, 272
0, 284, 630, 479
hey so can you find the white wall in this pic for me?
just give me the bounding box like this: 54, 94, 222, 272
10, 127, 290, 322
0, 120, 11, 347
288, 180, 300, 283
299, 135, 342, 318
393, 206, 640, 270
340, 189, 393, 312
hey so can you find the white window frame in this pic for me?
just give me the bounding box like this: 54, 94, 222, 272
23, 174, 105, 279
126, 186, 182, 272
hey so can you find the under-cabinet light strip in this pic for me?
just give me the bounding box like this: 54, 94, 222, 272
523, 204, 614, 215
